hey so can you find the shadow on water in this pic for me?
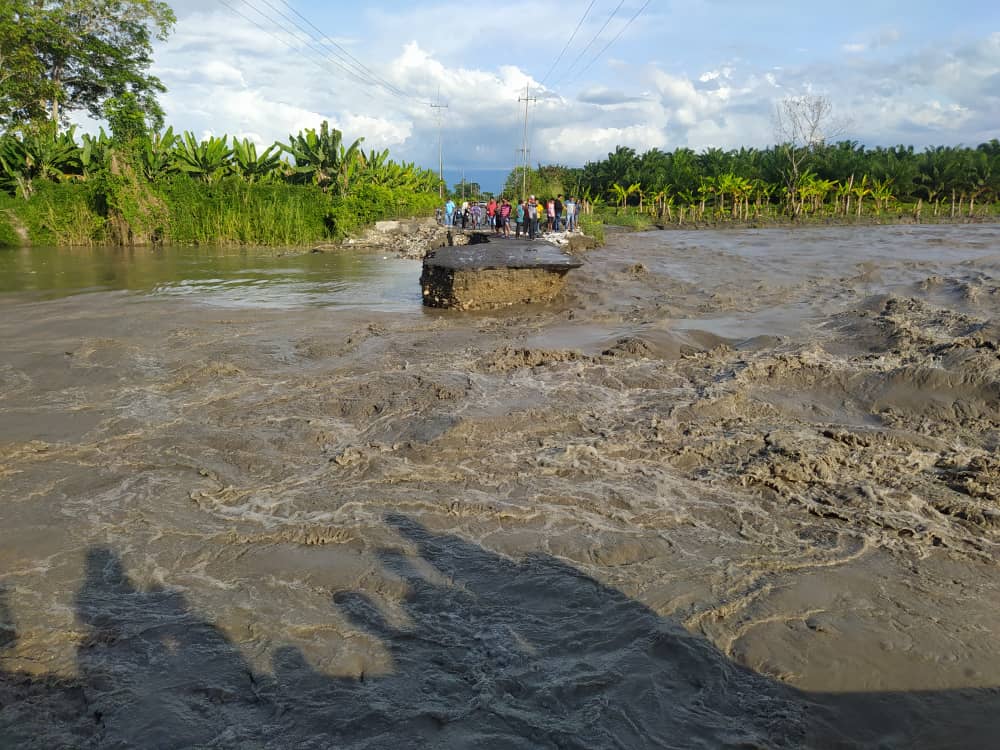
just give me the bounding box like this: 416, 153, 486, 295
1, 515, 998, 749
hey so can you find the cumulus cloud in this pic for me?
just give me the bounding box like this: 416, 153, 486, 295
79, 1, 995, 190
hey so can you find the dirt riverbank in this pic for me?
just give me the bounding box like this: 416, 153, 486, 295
1, 224, 998, 748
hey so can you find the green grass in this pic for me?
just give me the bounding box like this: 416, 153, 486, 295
578, 213, 605, 245
159, 177, 332, 245
0, 206, 21, 247
0, 175, 442, 248
161, 178, 439, 245
593, 208, 657, 231
0, 183, 106, 245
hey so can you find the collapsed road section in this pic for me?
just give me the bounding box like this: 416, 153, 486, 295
420, 239, 583, 309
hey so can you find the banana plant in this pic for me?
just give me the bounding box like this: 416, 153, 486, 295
80, 128, 113, 179
173, 131, 232, 183
230, 137, 282, 183
697, 176, 716, 216
628, 182, 643, 212
0, 125, 82, 198
650, 188, 674, 220
871, 177, 894, 213
852, 174, 871, 216
282, 120, 363, 193
676, 188, 696, 208
362, 147, 390, 176
137, 127, 179, 181
609, 182, 628, 210
836, 177, 854, 216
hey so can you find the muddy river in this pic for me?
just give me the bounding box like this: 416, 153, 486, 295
1, 225, 999, 748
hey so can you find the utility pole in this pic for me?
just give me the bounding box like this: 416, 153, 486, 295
431, 89, 448, 199
516, 146, 530, 197
512, 148, 520, 198
518, 84, 537, 199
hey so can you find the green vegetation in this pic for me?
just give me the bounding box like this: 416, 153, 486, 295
1, 0, 175, 128
504, 140, 1000, 229
0, 210, 20, 247
0, 1, 440, 248
578, 213, 604, 245
0, 123, 440, 246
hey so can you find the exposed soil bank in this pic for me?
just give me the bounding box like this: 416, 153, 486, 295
1, 224, 999, 748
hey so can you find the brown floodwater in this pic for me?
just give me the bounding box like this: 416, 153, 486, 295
1, 225, 999, 748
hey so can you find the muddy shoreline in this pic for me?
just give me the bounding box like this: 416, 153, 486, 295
1, 224, 999, 748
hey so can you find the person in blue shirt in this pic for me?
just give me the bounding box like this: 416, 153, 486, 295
444, 199, 455, 227
565, 197, 577, 232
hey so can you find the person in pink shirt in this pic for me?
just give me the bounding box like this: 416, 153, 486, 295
546, 199, 555, 232
499, 198, 512, 238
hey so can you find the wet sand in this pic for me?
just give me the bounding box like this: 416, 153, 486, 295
1, 224, 999, 748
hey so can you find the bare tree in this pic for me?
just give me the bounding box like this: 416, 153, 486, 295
773, 95, 846, 217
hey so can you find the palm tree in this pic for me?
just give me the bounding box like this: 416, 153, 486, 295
916, 147, 951, 216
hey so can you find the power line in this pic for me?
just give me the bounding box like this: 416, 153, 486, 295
216, 0, 424, 108
554, 0, 626, 86
244, 0, 402, 98
270, 0, 419, 102
539, 0, 597, 85
214, 0, 364, 95
564, 0, 653, 85
227, 0, 378, 100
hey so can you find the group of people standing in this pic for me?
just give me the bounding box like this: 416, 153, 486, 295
441, 195, 580, 240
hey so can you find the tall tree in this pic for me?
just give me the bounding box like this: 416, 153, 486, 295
0, 0, 175, 128
773, 95, 845, 216
0, 2, 51, 126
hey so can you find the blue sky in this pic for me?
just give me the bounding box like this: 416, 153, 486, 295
144, 0, 1000, 192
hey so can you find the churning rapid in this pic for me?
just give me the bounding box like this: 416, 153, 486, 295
1, 224, 999, 748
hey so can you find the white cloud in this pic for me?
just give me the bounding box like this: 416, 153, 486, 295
541, 124, 667, 164
108, 3, 1000, 180
198, 60, 247, 87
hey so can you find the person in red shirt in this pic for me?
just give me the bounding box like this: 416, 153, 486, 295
486, 198, 497, 233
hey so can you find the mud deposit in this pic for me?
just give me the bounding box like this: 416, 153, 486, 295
1, 225, 999, 748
